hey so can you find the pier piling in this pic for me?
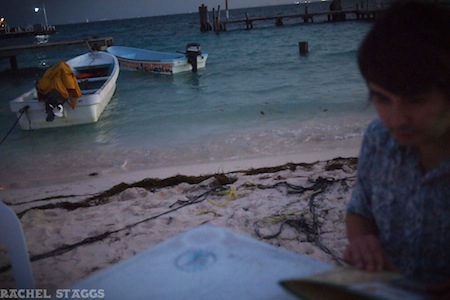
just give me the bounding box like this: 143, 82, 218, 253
199, 4, 212, 32
299, 41, 308, 55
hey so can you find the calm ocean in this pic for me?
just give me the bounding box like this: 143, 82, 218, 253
0, 1, 378, 187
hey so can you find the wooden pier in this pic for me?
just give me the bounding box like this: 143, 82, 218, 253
199, 4, 380, 33
0, 25, 57, 40
0, 37, 113, 70
224, 8, 378, 30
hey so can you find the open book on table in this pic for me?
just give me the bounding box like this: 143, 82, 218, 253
280, 267, 431, 300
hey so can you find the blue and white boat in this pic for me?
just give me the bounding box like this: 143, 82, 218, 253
106, 43, 207, 75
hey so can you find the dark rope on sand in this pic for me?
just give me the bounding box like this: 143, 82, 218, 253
0, 185, 225, 274
2, 174, 238, 273
254, 176, 348, 266
1, 159, 356, 273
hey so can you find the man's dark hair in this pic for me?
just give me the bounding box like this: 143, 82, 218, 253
357, 0, 450, 98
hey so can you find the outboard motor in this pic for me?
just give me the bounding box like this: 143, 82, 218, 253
43, 90, 65, 122
186, 43, 202, 73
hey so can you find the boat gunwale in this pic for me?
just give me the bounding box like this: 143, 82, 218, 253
106, 46, 189, 63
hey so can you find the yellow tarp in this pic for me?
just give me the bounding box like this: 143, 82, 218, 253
37, 61, 82, 109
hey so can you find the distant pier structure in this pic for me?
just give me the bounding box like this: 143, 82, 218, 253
0, 24, 56, 39
0, 37, 113, 70
198, 0, 381, 33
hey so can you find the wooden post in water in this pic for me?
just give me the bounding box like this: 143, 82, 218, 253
303, 6, 311, 23
299, 41, 308, 56
199, 4, 211, 32
225, 0, 229, 19
216, 5, 221, 33
245, 13, 253, 29
9, 55, 18, 70
275, 17, 283, 26
212, 8, 216, 32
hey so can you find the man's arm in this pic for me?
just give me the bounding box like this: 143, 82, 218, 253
344, 213, 395, 272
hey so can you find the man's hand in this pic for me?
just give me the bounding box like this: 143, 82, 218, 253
344, 234, 395, 272
344, 213, 396, 272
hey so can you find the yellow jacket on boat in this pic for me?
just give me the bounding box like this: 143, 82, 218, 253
37, 61, 82, 109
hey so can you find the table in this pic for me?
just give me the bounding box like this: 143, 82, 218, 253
66, 225, 332, 299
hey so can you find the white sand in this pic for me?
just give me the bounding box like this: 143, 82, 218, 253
0, 149, 359, 291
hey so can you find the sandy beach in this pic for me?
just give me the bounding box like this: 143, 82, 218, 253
0, 148, 359, 292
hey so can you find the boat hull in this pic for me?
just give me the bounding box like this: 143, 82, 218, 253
106, 46, 208, 75
9, 51, 119, 130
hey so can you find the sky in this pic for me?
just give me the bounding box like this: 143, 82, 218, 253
1, 0, 292, 27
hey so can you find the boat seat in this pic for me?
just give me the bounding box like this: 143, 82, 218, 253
80, 89, 98, 95
0, 201, 35, 289
77, 76, 110, 83
75, 64, 111, 79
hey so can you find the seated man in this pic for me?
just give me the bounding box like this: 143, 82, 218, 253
344, 0, 449, 297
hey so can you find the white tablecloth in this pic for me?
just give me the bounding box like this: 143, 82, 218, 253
66, 225, 331, 299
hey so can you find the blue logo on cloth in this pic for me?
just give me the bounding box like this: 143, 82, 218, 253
175, 249, 217, 272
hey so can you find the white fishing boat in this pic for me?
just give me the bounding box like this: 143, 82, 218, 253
106, 43, 207, 75
9, 51, 119, 130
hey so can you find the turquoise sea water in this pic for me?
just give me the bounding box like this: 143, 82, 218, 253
0, 2, 377, 187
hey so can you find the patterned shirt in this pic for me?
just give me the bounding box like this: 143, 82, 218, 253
347, 119, 450, 280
